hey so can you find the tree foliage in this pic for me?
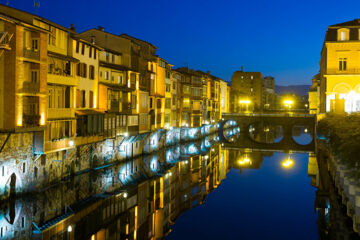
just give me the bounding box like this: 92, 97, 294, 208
318, 113, 360, 177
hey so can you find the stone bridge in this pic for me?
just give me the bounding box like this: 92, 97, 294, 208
220, 112, 317, 152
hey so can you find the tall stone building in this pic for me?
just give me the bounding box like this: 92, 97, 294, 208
230, 70, 264, 112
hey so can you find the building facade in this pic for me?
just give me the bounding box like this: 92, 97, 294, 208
319, 19, 360, 114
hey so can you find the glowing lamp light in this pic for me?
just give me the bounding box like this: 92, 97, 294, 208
67, 225, 72, 232
283, 99, 294, 109
239, 99, 251, 104
123, 192, 128, 198
304, 128, 308, 133
124, 132, 129, 137
40, 113, 45, 125
69, 140, 74, 147
281, 158, 294, 169
17, 117, 22, 127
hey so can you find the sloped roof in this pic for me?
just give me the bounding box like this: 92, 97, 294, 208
330, 18, 360, 27
120, 33, 158, 49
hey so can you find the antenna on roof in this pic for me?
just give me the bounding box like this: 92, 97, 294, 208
33, 0, 40, 14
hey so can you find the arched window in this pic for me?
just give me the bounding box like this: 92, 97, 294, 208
338, 28, 349, 41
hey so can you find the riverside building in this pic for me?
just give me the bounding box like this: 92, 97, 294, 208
0, 4, 230, 199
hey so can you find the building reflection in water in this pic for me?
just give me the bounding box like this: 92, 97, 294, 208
0, 132, 231, 240
309, 153, 360, 240
0, 128, 358, 239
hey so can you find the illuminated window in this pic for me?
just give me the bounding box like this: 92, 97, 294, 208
340, 31, 346, 41
339, 58, 347, 71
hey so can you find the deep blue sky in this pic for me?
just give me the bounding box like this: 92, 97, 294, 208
4, 0, 360, 85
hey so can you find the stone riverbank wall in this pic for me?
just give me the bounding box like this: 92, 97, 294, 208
0, 121, 237, 200
319, 143, 360, 235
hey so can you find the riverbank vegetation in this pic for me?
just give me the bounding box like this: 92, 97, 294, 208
318, 114, 360, 177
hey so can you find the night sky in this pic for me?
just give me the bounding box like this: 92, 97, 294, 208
3, 0, 360, 85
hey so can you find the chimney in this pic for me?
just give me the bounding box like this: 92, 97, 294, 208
207, 71, 210, 75
70, 24, 76, 32
241, 66, 244, 72
98, 26, 104, 31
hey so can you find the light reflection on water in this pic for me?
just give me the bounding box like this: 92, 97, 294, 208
0, 127, 358, 240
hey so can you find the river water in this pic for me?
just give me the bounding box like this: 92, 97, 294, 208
0, 126, 359, 239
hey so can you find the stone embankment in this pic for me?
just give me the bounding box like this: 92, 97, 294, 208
0, 120, 238, 200
319, 143, 360, 234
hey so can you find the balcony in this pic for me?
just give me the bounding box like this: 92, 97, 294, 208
23, 114, 40, 127
48, 108, 74, 120
110, 100, 120, 112
23, 48, 40, 61
48, 73, 78, 86
326, 68, 360, 75
22, 81, 40, 93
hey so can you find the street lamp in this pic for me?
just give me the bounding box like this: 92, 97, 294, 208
283, 99, 293, 110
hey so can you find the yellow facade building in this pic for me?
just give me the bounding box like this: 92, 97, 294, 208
319, 19, 360, 113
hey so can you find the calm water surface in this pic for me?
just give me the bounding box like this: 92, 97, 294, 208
167, 151, 318, 240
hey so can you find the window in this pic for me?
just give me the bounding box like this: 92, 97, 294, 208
76, 63, 88, 78
76, 41, 79, 53
183, 98, 190, 108
166, 83, 171, 92
339, 58, 347, 71
165, 98, 171, 109
118, 75, 123, 84
90, 91, 94, 108
82, 90, 86, 108
128, 115, 138, 126
340, 31, 346, 41
165, 114, 170, 124
150, 98, 153, 109
32, 39, 39, 51
89, 65, 95, 80
81, 43, 85, 55
105, 71, 109, 80
132, 95, 137, 109
31, 70, 39, 83
76, 89, 80, 108
89, 47, 92, 58
106, 52, 109, 62
112, 54, 115, 63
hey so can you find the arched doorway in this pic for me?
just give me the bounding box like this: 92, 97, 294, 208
9, 173, 16, 197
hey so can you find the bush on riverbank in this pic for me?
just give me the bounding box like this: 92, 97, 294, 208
318, 113, 360, 177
